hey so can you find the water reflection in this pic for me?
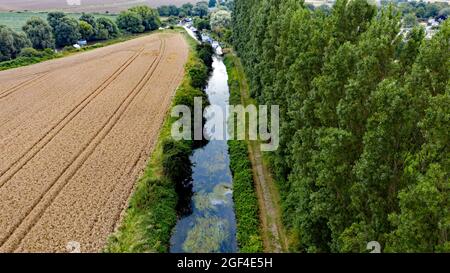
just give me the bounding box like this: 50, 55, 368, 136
170, 56, 238, 253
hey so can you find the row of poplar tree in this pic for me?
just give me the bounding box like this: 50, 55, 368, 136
232, 0, 449, 252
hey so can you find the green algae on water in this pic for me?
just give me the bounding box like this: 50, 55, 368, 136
183, 216, 230, 253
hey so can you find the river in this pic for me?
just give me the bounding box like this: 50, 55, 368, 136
170, 55, 238, 253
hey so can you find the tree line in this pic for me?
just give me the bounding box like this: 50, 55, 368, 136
158, 1, 208, 18
0, 5, 161, 62
232, 0, 449, 252
395, 0, 450, 21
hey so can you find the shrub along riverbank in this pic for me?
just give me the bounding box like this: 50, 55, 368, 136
224, 54, 264, 253
105, 29, 211, 253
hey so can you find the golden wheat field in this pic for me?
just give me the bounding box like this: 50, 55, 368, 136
0, 32, 188, 252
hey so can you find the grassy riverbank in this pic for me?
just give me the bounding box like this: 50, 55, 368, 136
224, 54, 264, 253
105, 30, 210, 253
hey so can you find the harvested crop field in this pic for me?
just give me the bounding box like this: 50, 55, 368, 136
0, 32, 189, 253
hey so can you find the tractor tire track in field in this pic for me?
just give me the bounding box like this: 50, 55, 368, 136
0, 47, 145, 188
0, 72, 50, 100
0, 39, 166, 252
0, 33, 188, 252
0, 47, 150, 143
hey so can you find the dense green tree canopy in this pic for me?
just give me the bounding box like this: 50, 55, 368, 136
79, 13, 98, 40
79, 20, 95, 41
53, 17, 81, 47
22, 17, 55, 49
47, 12, 65, 29
210, 9, 232, 32
182, 3, 194, 16
209, 0, 217, 8
194, 17, 211, 31
96, 17, 120, 40
117, 10, 145, 33
232, 0, 449, 252
194, 1, 209, 18
129, 6, 161, 31
0, 25, 30, 61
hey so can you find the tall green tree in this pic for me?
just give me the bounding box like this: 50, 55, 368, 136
80, 13, 98, 40
47, 12, 65, 29
0, 25, 30, 61
79, 20, 95, 41
181, 3, 194, 16
194, 1, 209, 17
53, 17, 81, 47
96, 17, 120, 40
22, 17, 55, 49
232, 0, 450, 252
117, 10, 145, 33
129, 6, 161, 31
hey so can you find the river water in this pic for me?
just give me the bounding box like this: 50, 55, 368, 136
170, 55, 238, 253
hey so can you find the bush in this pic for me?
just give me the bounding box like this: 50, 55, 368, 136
106, 177, 178, 253
194, 17, 211, 31
229, 140, 264, 253
196, 43, 214, 70
19, 47, 44, 58
225, 54, 264, 253
189, 62, 209, 89
162, 139, 192, 186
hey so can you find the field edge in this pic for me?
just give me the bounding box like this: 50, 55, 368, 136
104, 29, 206, 253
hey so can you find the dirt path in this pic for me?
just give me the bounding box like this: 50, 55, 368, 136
248, 142, 288, 253
0, 32, 188, 253
231, 55, 288, 253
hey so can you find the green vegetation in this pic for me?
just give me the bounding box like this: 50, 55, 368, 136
95, 17, 120, 40
117, 10, 145, 33
225, 54, 264, 253
0, 11, 117, 32
0, 31, 149, 71
51, 15, 81, 47
157, 1, 212, 18
395, 0, 449, 21
196, 43, 214, 69
22, 17, 54, 49
0, 24, 30, 61
232, 0, 449, 252
210, 9, 232, 39
117, 6, 160, 34
105, 29, 211, 253
194, 17, 211, 31
0, 47, 53, 70
228, 140, 264, 253
0, 6, 162, 69
129, 6, 161, 32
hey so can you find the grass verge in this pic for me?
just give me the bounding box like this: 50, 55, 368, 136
224, 54, 264, 253
104, 29, 209, 253
225, 53, 289, 252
